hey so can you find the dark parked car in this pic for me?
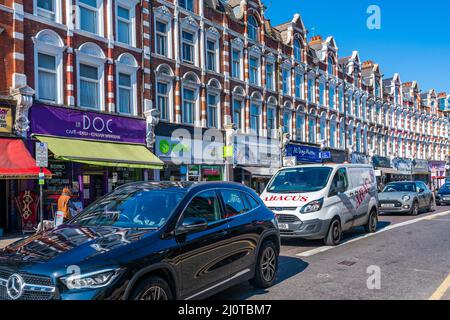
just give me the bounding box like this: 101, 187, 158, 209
0, 182, 280, 300
435, 184, 450, 205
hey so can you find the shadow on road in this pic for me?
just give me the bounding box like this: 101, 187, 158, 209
210, 255, 309, 300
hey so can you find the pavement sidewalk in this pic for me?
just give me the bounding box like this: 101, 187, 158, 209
0, 234, 24, 248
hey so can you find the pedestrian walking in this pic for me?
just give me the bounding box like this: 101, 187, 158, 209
57, 187, 77, 223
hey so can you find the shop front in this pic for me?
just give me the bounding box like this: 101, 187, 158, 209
429, 161, 447, 190
411, 159, 430, 185
154, 123, 225, 182
29, 104, 163, 216
234, 135, 280, 194
0, 103, 54, 234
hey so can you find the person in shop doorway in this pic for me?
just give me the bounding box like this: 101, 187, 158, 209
57, 187, 78, 223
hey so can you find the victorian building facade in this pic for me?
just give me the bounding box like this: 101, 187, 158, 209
0, 0, 449, 229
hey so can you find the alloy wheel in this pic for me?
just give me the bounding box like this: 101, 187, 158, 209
261, 246, 276, 282
140, 286, 169, 300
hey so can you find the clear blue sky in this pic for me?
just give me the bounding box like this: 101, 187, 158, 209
263, 0, 450, 93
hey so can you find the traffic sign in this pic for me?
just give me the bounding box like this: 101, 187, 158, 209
36, 142, 48, 168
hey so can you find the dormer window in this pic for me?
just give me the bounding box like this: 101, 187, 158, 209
247, 15, 259, 42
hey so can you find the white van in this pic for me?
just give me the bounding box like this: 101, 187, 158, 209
261, 164, 379, 245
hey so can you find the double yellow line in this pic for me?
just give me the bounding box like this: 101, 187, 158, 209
429, 274, 450, 300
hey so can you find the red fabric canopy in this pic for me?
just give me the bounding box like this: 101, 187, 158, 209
0, 138, 52, 179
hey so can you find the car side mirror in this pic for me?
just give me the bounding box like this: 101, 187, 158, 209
177, 217, 208, 235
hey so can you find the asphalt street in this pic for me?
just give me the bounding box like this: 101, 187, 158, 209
212, 206, 450, 300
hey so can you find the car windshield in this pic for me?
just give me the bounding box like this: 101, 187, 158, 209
383, 183, 416, 193
70, 187, 186, 229
267, 167, 333, 193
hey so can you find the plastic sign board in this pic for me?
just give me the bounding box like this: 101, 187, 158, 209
320, 151, 331, 159
36, 142, 48, 168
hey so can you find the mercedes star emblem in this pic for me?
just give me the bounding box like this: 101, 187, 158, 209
6, 274, 24, 300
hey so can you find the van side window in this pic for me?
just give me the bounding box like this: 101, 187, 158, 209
329, 168, 348, 197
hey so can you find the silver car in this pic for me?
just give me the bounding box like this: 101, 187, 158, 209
378, 181, 434, 216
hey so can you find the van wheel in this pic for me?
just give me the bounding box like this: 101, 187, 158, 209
410, 201, 419, 216
250, 240, 278, 288
130, 276, 173, 300
364, 210, 378, 233
324, 218, 342, 246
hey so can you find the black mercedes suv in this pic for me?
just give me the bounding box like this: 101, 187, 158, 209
0, 182, 280, 300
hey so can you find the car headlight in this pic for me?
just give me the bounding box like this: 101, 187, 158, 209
300, 198, 324, 214
402, 195, 411, 201
61, 268, 123, 290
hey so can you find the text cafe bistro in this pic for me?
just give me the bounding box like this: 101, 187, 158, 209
28, 104, 163, 217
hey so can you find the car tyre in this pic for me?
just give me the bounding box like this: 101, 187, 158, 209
130, 275, 173, 300
324, 218, 342, 246
410, 201, 419, 216
364, 209, 378, 233
427, 198, 434, 212
250, 240, 278, 288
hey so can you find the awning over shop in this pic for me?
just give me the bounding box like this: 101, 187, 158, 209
0, 138, 52, 179
239, 166, 278, 178
35, 136, 164, 169
377, 167, 410, 175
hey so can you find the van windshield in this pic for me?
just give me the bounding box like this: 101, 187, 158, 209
267, 167, 333, 193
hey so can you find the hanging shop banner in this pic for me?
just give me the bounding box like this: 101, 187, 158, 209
30, 104, 146, 144
392, 157, 412, 174
234, 135, 281, 167
351, 152, 370, 164
285, 144, 322, 164
0, 107, 13, 134
15, 190, 39, 233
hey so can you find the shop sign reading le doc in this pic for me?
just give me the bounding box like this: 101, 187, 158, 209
30, 104, 146, 144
